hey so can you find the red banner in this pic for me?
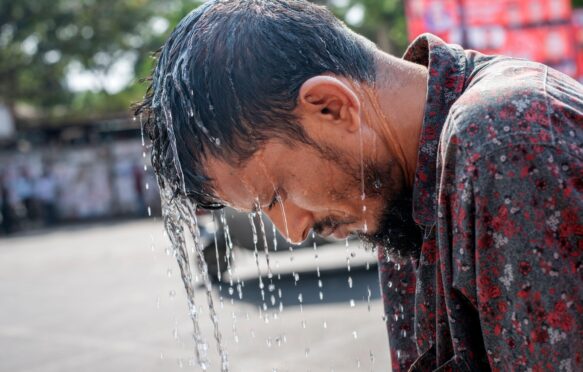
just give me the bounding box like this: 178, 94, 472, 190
404, 0, 578, 78
573, 9, 583, 82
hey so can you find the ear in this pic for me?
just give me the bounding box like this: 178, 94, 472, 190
297, 75, 361, 132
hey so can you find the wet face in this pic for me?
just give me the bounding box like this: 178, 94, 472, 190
206, 138, 387, 239
204, 75, 422, 258
206, 137, 421, 258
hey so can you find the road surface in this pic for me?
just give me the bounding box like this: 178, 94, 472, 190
0, 219, 390, 372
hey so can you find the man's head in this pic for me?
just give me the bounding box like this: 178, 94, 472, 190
137, 0, 423, 257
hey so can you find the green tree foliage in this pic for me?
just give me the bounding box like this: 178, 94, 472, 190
3, 0, 578, 121
0, 0, 170, 114
0, 0, 405, 119
328, 0, 408, 55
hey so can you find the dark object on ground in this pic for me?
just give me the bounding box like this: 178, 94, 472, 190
199, 208, 331, 282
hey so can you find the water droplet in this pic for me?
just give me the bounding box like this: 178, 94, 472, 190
350, 299, 355, 308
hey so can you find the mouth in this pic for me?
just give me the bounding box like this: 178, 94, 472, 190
314, 218, 358, 240
332, 228, 349, 240
322, 225, 350, 240
319, 226, 336, 238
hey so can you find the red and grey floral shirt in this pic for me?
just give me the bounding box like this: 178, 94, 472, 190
378, 34, 583, 371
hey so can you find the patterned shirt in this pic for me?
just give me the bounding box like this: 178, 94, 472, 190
378, 33, 583, 371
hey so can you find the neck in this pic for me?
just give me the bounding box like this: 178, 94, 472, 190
365, 53, 428, 187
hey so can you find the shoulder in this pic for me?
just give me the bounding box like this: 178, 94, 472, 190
440, 58, 582, 163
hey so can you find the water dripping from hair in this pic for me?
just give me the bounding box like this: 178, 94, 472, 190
160, 184, 229, 371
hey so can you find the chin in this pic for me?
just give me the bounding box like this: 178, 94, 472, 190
357, 191, 423, 260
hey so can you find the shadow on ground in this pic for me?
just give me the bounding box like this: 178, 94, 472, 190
216, 265, 380, 309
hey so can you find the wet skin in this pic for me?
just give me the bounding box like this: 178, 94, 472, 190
204, 75, 413, 246
206, 139, 394, 244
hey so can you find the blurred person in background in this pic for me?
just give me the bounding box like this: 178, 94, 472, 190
15, 167, 35, 227
0, 171, 11, 235
33, 167, 58, 226
136, 1, 582, 371
3, 167, 33, 232
132, 162, 147, 216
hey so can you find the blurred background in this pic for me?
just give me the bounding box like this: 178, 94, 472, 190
1, 1, 583, 371
2, 0, 583, 235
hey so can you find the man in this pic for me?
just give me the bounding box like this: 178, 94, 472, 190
136, 0, 583, 370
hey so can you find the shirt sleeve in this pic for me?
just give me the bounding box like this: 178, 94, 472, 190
469, 143, 583, 370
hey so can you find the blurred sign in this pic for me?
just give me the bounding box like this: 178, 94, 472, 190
0, 104, 15, 139
405, 0, 578, 78
573, 9, 583, 82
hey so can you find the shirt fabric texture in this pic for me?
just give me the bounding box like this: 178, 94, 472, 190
378, 33, 583, 371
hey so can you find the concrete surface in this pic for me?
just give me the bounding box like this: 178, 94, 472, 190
0, 219, 390, 372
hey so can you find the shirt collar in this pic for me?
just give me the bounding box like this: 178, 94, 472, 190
403, 33, 467, 226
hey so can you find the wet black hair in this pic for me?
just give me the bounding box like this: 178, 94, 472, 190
135, 0, 377, 209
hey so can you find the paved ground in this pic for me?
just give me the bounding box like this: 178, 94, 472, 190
0, 219, 390, 372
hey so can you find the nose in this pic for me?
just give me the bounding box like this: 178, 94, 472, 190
265, 201, 312, 245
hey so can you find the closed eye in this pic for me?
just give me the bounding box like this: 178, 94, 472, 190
266, 192, 278, 211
